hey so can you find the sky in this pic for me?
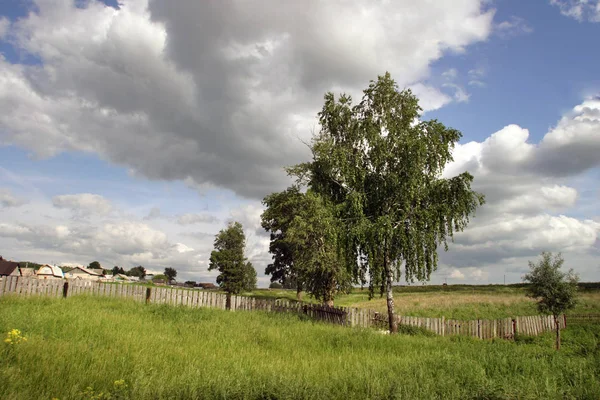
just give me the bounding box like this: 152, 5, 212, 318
0, 0, 599, 286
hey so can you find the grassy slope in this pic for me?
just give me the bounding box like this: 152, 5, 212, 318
1, 296, 599, 399
246, 286, 600, 320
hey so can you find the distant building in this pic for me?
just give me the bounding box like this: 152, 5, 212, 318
20, 268, 36, 278
64, 266, 104, 281
198, 282, 218, 290
36, 265, 64, 280
0, 257, 20, 277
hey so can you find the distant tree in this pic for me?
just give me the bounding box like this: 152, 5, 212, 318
523, 252, 578, 350
288, 73, 484, 332
112, 266, 126, 276
269, 282, 283, 289
164, 267, 177, 283
242, 262, 257, 292
152, 274, 167, 282
184, 280, 197, 287
88, 261, 101, 270
18, 261, 44, 271
127, 266, 146, 279
209, 222, 257, 296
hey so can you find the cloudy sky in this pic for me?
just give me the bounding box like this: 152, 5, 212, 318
0, 0, 599, 286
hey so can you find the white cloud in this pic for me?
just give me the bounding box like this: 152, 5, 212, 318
550, 0, 600, 22
0, 188, 26, 208
176, 213, 219, 225
0, 0, 495, 198
494, 16, 534, 37
438, 97, 600, 276
409, 83, 453, 112
0, 17, 9, 39
468, 67, 486, 87
52, 193, 112, 216
449, 269, 465, 279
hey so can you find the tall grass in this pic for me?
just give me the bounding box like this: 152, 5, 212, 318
1, 295, 599, 399
249, 286, 600, 320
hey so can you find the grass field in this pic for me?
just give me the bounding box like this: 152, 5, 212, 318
1, 295, 599, 399
246, 285, 600, 320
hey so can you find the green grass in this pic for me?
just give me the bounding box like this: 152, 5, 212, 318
245, 285, 600, 320
1, 295, 599, 399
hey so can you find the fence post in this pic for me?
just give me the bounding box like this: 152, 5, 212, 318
226, 293, 232, 310
62, 281, 69, 298
511, 318, 516, 338
145, 287, 152, 304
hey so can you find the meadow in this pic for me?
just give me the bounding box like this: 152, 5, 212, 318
1, 295, 599, 399
247, 284, 600, 320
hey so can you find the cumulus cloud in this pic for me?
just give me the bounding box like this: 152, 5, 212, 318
408, 83, 453, 112
439, 97, 600, 272
0, 217, 206, 277
52, 193, 112, 216
550, 0, 600, 22
0, 0, 494, 198
0, 188, 25, 208
449, 269, 465, 279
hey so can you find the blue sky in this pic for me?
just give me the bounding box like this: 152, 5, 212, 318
0, 0, 599, 286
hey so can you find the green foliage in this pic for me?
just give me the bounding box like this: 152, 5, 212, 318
288, 72, 484, 329
111, 266, 125, 276
524, 252, 579, 318
287, 191, 352, 304
291, 72, 484, 291
261, 186, 305, 291
164, 267, 177, 282
269, 282, 283, 289
209, 222, 257, 294
88, 261, 101, 270
184, 281, 197, 287
126, 266, 146, 279
1, 296, 599, 399
262, 187, 353, 304
152, 274, 167, 282
18, 261, 44, 270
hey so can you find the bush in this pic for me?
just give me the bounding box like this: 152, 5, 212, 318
269, 282, 283, 289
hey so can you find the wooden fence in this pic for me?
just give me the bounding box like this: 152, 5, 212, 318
0, 276, 568, 339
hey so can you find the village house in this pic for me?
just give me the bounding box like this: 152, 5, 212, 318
36, 265, 64, 280
20, 268, 36, 278
0, 257, 20, 278
64, 266, 104, 281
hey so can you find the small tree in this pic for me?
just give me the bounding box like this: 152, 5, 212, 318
126, 265, 146, 279
152, 274, 167, 282
262, 187, 351, 305
112, 266, 125, 276
261, 186, 306, 300
164, 267, 177, 283
209, 222, 257, 297
523, 252, 578, 350
88, 261, 101, 270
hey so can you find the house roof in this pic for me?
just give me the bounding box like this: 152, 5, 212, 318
36, 265, 64, 278
0, 257, 19, 276
68, 266, 104, 276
